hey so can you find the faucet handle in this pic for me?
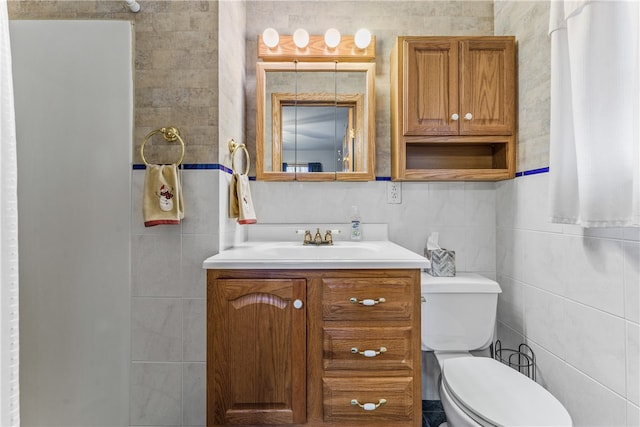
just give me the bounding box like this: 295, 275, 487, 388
298, 229, 312, 244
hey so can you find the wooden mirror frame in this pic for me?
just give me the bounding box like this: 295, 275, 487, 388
256, 61, 376, 181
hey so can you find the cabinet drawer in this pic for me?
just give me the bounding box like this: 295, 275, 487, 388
322, 277, 413, 320
322, 377, 414, 423
323, 327, 413, 371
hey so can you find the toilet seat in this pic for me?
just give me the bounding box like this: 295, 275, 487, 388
441, 357, 572, 427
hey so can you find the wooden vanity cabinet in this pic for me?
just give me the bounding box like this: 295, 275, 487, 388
391, 36, 516, 181
207, 268, 421, 427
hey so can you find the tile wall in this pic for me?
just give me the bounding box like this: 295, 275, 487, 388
9, 0, 221, 166
494, 2, 640, 426
130, 168, 219, 426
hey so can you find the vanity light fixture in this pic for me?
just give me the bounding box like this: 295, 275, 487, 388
293, 28, 310, 49
354, 28, 372, 49
262, 28, 279, 49
258, 29, 375, 61
324, 28, 341, 49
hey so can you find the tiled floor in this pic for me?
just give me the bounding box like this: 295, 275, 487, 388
422, 400, 447, 427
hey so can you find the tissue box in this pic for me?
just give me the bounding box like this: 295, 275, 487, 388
425, 248, 456, 277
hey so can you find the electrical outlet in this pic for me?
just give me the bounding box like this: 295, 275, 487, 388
387, 181, 402, 204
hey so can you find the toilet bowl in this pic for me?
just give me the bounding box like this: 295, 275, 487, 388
438, 356, 572, 427
421, 273, 572, 427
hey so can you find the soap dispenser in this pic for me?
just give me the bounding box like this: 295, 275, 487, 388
349, 205, 362, 241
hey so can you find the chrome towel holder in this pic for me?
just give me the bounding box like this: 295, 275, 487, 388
140, 126, 185, 166
228, 138, 250, 175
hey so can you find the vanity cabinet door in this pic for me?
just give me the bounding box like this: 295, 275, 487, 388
459, 38, 515, 136
404, 39, 459, 136
208, 277, 306, 426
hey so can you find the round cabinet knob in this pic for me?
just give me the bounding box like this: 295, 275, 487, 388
451, 113, 459, 121
293, 299, 303, 309
464, 113, 473, 120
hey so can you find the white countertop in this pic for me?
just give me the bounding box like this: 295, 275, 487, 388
202, 240, 428, 269
202, 224, 429, 270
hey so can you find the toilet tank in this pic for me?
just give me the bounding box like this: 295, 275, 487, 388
421, 272, 502, 352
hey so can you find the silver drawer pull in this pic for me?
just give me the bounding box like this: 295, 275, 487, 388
351, 398, 387, 411
351, 347, 387, 357
349, 297, 386, 306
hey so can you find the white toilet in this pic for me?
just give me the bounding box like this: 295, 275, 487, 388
421, 272, 572, 427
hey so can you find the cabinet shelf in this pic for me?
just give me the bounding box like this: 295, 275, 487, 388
399, 136, 515, 181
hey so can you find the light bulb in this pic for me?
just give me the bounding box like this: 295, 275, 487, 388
125, 0, 140, 12
262, 28, 279, 48
293, 28, 310, 49
354, 28, 372, 49
324, 28, 341, 49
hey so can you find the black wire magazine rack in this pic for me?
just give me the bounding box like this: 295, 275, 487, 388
493, 339, 536, 381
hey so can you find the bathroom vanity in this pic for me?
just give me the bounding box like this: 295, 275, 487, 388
204, 226, 427, 427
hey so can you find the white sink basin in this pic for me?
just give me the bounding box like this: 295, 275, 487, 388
251, 241, 382, 258
203, 240, 428, 270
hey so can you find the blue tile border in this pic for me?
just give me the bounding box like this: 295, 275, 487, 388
515, 166, 549, 177
133, 163, 233, 173
133, 164, 550, 180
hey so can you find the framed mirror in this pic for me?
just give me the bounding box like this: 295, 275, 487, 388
256, 62, 375, 181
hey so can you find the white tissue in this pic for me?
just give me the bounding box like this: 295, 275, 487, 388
426, 232, 441, 250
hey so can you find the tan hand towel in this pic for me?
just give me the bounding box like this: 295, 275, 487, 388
229, 173, 239, 219
143, 164, 184, 227
229, 172, 256, 224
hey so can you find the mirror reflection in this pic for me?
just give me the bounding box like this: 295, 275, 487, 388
275, 94, 362, 174
282, 104, 350, 173
256, 62, 375, 181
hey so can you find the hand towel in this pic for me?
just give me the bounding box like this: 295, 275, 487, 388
229, 172, 256, 224
143, 164, 184, 227
229, 173, 239, 219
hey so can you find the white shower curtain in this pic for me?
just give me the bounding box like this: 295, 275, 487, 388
549, 0, 640, 227
0, 0, 20, 425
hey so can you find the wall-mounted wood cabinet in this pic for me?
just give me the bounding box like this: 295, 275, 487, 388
391, 36, 517, 181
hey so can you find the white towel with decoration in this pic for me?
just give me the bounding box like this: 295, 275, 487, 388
143, 164, 184, 227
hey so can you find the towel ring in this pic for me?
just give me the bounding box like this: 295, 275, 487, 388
140, 126, 185, 166
229, 138, 250, 175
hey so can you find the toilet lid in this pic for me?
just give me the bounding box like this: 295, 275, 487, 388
442, 357, 572, 427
